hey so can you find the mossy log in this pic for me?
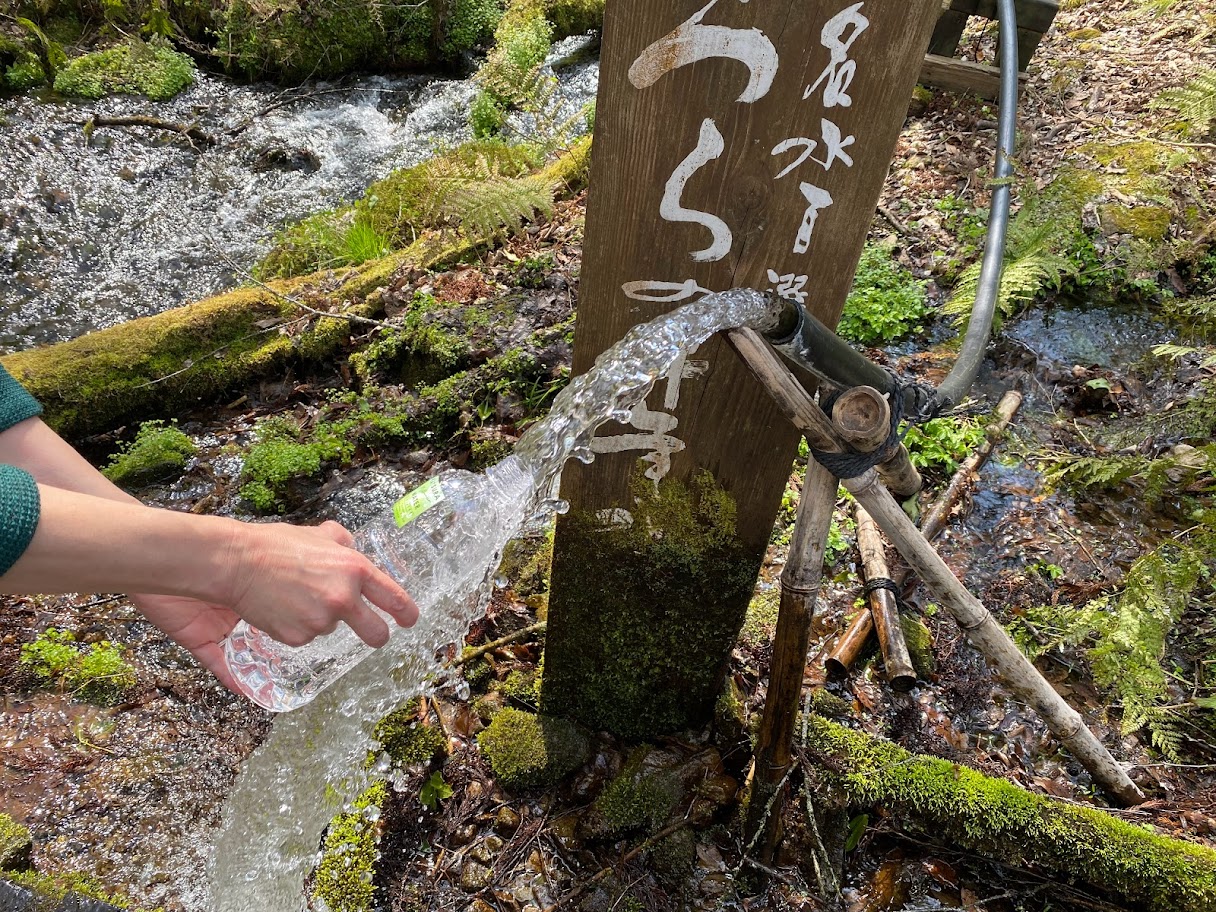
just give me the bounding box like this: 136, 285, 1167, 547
0, 261, 396, 441
806, 716, 1216, 912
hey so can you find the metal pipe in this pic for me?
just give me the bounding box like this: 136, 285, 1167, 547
933, 0, 1019, 410
763, 303, 937, 419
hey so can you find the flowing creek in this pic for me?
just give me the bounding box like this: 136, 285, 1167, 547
0, 37, 600, 353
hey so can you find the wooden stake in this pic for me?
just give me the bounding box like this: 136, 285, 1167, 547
744, 459, 838, 864
826, 389, 1023, 677
729, 337, 1145, 806
855, 504, 916, 692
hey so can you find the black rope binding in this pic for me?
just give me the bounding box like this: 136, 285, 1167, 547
862, 577, 901, 600
809, 369, 912, 479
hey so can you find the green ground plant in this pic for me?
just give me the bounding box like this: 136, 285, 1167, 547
836, 243, 930, 345
1010, 540, 1209, 760
1153, 69, 1216, 138
20, 628, 135, 702
54, 36, 193, 99
103, 419, 196, 486
903, 416, 985, 478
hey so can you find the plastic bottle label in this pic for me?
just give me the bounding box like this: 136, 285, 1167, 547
393, 478, 445, 528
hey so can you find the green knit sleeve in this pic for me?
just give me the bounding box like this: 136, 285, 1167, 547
0, 365, 42, 433
0, 465, 40, 576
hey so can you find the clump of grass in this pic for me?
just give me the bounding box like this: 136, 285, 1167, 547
20, 628, 135, 703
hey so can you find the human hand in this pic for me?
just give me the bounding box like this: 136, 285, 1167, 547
219, 519, 419, 650
130, 592, 243, 693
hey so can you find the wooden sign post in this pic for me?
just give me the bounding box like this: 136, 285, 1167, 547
540, 0, 941, 739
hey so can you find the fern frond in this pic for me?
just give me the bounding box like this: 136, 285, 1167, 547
1153, 70, 1216, 137
420, 154, 556, 238
944, 223, 1079, 327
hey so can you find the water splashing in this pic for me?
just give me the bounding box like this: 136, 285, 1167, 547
207, 290, 785, 910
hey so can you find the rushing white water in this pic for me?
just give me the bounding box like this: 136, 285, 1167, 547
207, 290, 787, 910
0, 36, 600, 353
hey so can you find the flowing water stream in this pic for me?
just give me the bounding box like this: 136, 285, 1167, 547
207, 291, 788, 910
0, 37, 600, 353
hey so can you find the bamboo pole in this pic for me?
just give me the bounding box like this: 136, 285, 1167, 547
728, 334, 1145, 806
825, 389, 1023, 676
744, 460, 839, 864
855, 504, 916, 691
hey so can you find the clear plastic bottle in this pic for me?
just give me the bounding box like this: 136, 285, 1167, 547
223, 456, 536, 712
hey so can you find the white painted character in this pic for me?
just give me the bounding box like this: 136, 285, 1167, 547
766, 269, 809, 305
660, 118, 732, 263
629, 0, 780, 105
804, 2, 869, 108
793, 183, 834, 255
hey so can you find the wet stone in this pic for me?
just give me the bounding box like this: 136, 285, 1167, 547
494, 805, 521, 835
469, 835, 504, 864
470, 901, 496, 912
450, 824, 478, 847
548, 815, 581, 854
460, 860, 493, 892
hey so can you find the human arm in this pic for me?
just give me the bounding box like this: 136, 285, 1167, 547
3, 484, 418, 686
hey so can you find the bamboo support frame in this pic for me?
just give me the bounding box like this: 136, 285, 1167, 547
855, 504, 916, 691
727, 330, 1144, 807
826, 388, 1024, 676
831, 386, 923, 500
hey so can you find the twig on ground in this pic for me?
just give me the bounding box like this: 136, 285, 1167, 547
452, 622, 547, 667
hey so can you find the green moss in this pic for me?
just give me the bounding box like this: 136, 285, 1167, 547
1100, 204, 1173, 241
713, 678, 746, 744
19, 628, 135, 703
312, 781, 388, 912
588, 746, 682, 838
542, 469, 760, 739
103, 420, 196, 487
739, 587, 779, 648
477, 706, 590, 790
349, 291, 472, 386
1, 258, 393, 441
1067, 27, 1103, 39
4, 50, 47, 89
808, 688, 852, 718
470, 433, 515, 470
501, 668, 540, 704
807, 716, 1216, 912
499, 527, 554, 598
5, 870, 138, 909
54, 36, 192, 99
650, 826, 695, 885
899, 614, 936, 680
543, 0, 603, 36
463, 656, 494, 693
373, 700, 447, 768
0, 813, 32, 872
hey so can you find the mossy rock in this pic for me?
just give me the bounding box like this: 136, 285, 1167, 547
3, 870, 131, 909
1100, 204, 1173, 241
217, 0, 501, 83
477, 706, 590, 790
103, 420, 196, 487
0, 814, 32, 872
544, 0, 603, 36
312, 781, 387, 912
54, 36, 193, 100
542, 469, 760, 739
373, 701, 447, 768
583, 746, 683, 839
